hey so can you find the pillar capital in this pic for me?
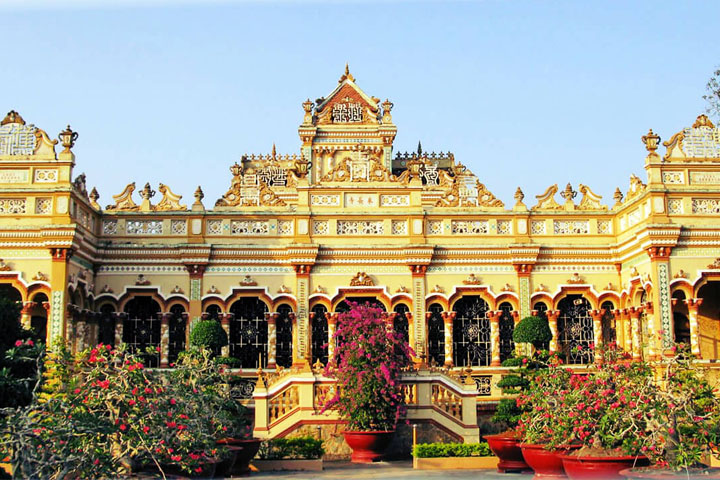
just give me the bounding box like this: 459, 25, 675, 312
184, 263, 207, 279
645, 246, 673, 261
50, 247, 73, 262
441, 311, 456, 322
486, 310, 502, 322
292, 264, 313, 276
684, 298, 703, 311
589, 309, 604, 321
626, 306, 643, 319
408, 264, 428, 277
512, 263, 534, 277
546, 309, 560, 321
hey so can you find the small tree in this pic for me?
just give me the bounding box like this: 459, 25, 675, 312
189, 319, 228, 356
704, 66, 720, 120
513, 315, 551, 352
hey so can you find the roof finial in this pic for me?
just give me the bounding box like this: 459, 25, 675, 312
339, 63, 355, 83
272, 143, 277, 159
417, 141, 423, 156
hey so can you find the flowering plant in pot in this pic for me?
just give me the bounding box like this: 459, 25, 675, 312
485, 315, 551, 473
521, 343, 655, 479
321, 302, 414, 462
620, 344, 720, 479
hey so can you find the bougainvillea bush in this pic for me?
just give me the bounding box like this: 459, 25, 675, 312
322, 302, 414, 431
0, 342, 240, 478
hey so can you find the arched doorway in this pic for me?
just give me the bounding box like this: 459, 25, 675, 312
532, 301, 550, 350
276, 304, 294, 368
696, 281, 720, 359
97, 303, 116, 346
427, 303, 444, 366
229, 297, 269, 368
168, 304, 187, 365
310, 304, 329, 365
29, 292, 48, 342
123, 296, 161, 367
393, 303, 410, 344
600, 300, 617, 346
557, 295, 594, 364
452, 295, 490, 367
498, 302, 515, 363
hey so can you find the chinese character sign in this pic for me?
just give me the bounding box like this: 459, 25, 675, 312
332, 103, 363, 123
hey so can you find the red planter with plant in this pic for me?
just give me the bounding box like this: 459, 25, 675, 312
559, 453, 649, 480
342, 431, 395, 463
320, 302, 414, 463
484, 433, 530, 473
521, 443, 578, 478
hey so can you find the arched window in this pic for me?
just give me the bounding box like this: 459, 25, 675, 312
557, 295, 594, 364
498, 302, 515, 363
393, 304, 410, 344
532, 302, 550, 350
123, 296, 161, 367
229, 297, 268, 368
30, 293, 48, 342
205, 304, 221, 321
453, 295, 490, 367
97, 304, 115, 346
311, 304, 329, 365
276, 304, 293, 368
427, 303, 444, 366
168, 304, 186, 365
600, 300, 616, 345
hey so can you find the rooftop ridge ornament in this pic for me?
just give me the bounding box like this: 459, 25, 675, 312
641, 128, 661, 155
1, 110, 25, 125
693, 114, 715, 129
155, 183, 186, 211
106, 182, 139, 211
58, 125, 78, 153
532, 184, 562, 210
577, 184, 607, 211
339, 63, 355, 83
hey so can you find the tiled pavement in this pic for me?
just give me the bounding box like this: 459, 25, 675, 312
236, 461, 534, 479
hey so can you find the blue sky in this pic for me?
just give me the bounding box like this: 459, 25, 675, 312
1, 0, 718, 207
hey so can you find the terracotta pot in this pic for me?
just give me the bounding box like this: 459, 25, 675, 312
221, 438, 262, 475
484, 433, 531, 473
520, 443, 576, 478
215, 445, 243, 477
619, 466, 720, 479
559, 453, 649, 480
342, 430, 394, 463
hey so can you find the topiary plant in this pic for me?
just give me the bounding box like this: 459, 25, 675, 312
189, 319, 228, 355
512, 315, 551, 350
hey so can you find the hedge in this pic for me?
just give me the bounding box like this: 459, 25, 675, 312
257, 436, 325, 460
412, 442, 492, 458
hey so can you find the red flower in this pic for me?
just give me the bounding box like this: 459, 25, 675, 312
119, 424, 127, 431
14, 340, 22, 347
171, 455, 182, 462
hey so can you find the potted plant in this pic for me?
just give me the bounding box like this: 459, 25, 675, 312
321, 302, 414, 463
521, 343, 652, 480
620, 344, 720, 479
485, 315, 551, 474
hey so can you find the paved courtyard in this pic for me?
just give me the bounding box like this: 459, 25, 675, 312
241, 461, 533, 479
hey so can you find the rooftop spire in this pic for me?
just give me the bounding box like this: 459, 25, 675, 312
339, 63, 355, 83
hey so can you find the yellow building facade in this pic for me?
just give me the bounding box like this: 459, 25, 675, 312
2, 69, 720, 442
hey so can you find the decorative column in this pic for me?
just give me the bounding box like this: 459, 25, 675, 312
589, 309, 604, 362
266, 312, 278, 369
292, 264, 313, 366
513, 263, 534, 319
487, 310, 502, 367
20, 301, 36, 330
627, 306, 643, 361
185, 263, 207, 345
327, 313, 339, 360
619, 309, 632, 355
49, 247, 73, 344
160, 312, 171, 368
684, 298, 703, 358
409, 265, 428, 363
643, 301, 657, 360
386, 312, 397, 330
546, 310, 560, 354
220, 313, 231, 357
441, 311, 456, 367
646, 244, 676, 354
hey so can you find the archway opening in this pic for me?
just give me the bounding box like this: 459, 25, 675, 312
557, 294, 594, 364
452, 295, 490, 367
229, 297, 268, 368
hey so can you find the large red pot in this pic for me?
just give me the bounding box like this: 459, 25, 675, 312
520, 443, 578, 478
342, 430, 394, 463
217, 437, 262, 475
559, 453, 649, 480
484, 433, 531, 473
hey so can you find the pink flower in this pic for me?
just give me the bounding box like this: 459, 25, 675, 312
14, 340, 22, 347
26, 339, 34, 346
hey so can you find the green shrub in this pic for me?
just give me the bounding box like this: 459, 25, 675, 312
214, 356, 242, 367
513, 316, 551, 349
257, 436, 324, 459
189, 320, 228, 353
412, 442, 492, 458
501, 357, 524, 367
496, 374, 529, 392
